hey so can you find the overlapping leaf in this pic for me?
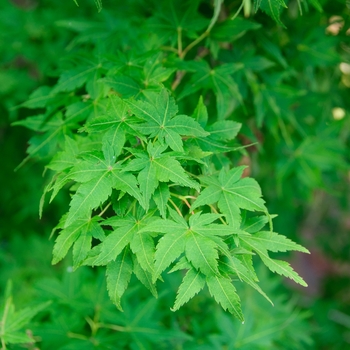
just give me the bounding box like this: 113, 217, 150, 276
124, 142, 200, 210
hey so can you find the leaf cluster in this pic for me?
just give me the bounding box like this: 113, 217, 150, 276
14, 0, 349, 325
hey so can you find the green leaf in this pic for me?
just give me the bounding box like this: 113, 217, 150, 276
239, 233, 308, 286
153, 155, 200, 191
191, 167, 266, 227
53, 57, 103, 93
222, 255, 272, 304
207, 275, 244, 321
171, 269, 205, 311
185, 233, 219, 276
247, 231, 310, 254
93, 219, 136, 265
106, 248, 133, 311
128, 88, 208, 151
72, 232, 92, 269
153, 182, 170, 218
140, 217, 188, 281
52, 217, 90, 264
65, 173, 112, 228
130, 230, 155, 274
102, 76, 141, 97
259, 0, 286, 28
133, 256, 158, 298
207, 120, 241, 141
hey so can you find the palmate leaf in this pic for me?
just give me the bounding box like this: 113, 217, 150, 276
141, 211, 234, 282
52, 54, 106, 93
83, 95, 142, 137
62, 145, 143, 228
0, 292, 50, 347
127, 88, 208, 152
178, 61, 243, 119
188, 96, 242, 153
191, 166, 266, 228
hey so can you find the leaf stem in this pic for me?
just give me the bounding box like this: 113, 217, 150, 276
98, 202, 111, 217
209, 204, 227, 225
177, 27, 183, 56
231, 0, 245, 21
97, 323, 127, 332
160, 46, 178, 53
180, 31, 209, 59
168, 198, 184, 217
170, 192, 194, 214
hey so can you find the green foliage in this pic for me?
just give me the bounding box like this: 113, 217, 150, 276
0, 281, 50, 349
13, 0, 317, 320
2, 0, 350, 348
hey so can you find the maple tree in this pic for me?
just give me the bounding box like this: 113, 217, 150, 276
2, 0, 349, 348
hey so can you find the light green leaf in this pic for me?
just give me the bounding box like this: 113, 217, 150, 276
65, 173, 112, 228
133, 256, 158, 298
153, 183, 170, 218
154, 156, 200, 191
72, 232, 92, 269
106, 248, 133, 311
207, 275, 244, 321
52, 218, 89, 264
93, 221, 136, 265
153, 230, 187, 282
130, 231, 155, 274
185, 233, 219, 276
240, 234, 308, 286
171, 269, 206, 311
248, 231, 310, 253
